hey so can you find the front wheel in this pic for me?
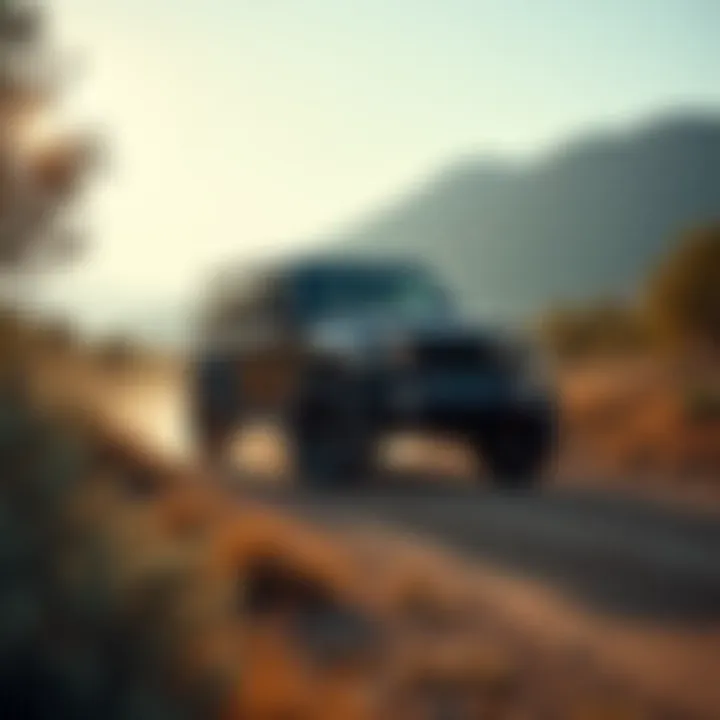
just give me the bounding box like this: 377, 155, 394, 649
291, 427, 375, 489
475, 417, 555, 490
190, 354, 243, 472
287, 379, 377, 489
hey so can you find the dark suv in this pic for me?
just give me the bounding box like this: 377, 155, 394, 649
191, 256, 557, 488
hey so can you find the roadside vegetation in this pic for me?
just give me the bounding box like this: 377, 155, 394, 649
2, 348, 705, 719
539, 223, 720, 363
538, 225, 720, 494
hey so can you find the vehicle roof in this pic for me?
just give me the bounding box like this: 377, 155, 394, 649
201, 252, 437, 317
223, 252, 432, 283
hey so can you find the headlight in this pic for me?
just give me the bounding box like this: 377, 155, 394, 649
310, 324, 361, 357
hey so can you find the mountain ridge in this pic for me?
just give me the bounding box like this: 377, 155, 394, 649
298, 110, 720, 320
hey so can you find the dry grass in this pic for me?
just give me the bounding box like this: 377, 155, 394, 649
8, 346, 720, 718
557, 358, 720, 505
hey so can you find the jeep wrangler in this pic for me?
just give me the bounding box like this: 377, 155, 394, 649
190, 257, 557, 488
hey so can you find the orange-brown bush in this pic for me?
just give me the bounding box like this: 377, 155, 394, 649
558, 360, 720, 488
538, 301, 652, 361
645, 224, 720, 353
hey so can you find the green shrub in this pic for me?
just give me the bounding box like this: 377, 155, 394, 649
0, 385, 237, 719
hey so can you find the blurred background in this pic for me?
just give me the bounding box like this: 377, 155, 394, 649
0, 1, 719, 718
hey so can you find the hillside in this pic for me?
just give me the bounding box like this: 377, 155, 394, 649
57, 112, 720, 347
302, 113, 720, 320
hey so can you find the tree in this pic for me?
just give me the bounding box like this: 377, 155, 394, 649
0, 0, 95, 292
0, 0, 96, 378
645, 224, 720, 353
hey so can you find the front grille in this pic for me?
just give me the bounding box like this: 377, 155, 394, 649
412, 337, 503, 371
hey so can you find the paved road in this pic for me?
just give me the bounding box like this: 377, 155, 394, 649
243, 480, 720, 622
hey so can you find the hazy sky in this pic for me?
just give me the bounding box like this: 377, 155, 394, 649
44, 0, 720, 323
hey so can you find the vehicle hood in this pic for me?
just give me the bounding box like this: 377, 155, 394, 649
304, 311, 518, 357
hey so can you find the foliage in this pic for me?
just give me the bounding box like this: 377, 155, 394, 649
0, 0, 95, 278
538, 301, 651, 360
540, 224, 720, 360
0, 384, 242, 719
645, 224, 720, 353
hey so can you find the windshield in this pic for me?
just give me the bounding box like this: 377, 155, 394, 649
290, 264, 453, 323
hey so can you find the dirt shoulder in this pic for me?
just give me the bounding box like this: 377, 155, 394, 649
29, 354, 720, 718
556, 358, 720, 511
334, 520, 720, 718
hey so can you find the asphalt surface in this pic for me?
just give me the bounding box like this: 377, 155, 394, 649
243, 479, 720, 623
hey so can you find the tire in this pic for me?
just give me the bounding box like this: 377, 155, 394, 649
192, 411, 238, 469
287, 376, 376, 489
476, 416, 554, 491
190, 354, 243, 469
292, 431, 373, 489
